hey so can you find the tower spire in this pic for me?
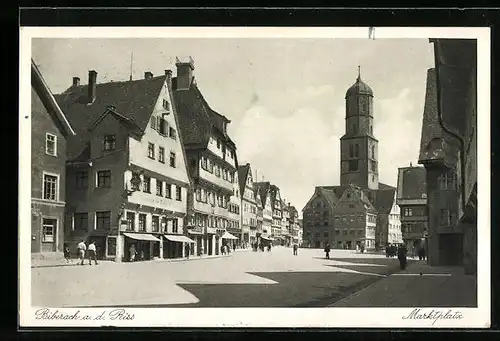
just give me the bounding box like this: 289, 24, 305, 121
357, 65, 361, 80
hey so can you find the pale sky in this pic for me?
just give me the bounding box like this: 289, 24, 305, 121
32, 38, 435, 211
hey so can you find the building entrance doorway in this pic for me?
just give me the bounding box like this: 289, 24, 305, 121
41, 218, 57, 252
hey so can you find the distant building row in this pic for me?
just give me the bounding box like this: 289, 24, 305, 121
30, 57, 301, 262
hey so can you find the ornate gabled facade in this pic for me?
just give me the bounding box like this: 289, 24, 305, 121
396, 165, 428, 250
57, 67, 192, 262
238, 163, 258, 245
303, 69, 401, 250
173, 57, 239, 256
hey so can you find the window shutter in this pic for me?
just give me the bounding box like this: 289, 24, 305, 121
150, 116, 157, 130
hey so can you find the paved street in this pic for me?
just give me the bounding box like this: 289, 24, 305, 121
32, 247, 418, 308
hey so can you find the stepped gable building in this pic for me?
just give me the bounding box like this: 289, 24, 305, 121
56, 68, 192, 262
254, 181, 273, 244
418, 39, 477, 274
303, 68, 402, 250
238, 163, 258, 245
396, 164, 428, 251
31, 59, 76, 256
227, 166, 241, 243
172, 57, 239, 256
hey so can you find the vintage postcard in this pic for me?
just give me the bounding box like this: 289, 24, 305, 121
19, 26, 490, 328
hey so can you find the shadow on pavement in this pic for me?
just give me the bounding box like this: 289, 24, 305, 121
166, 271, 388, 308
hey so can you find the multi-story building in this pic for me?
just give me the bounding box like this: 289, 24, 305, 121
280, 200, 291, 246
31, 59, 76, 256
297, 219, 303, 247
254, 181, 273, 245
173, 57, 238, 257
269, 185, 283, 241
418, 39, 477, 274
303, 69, 401, 250
254, 184, 264, 245
238, 163, 258, 246
288, 205, 300, 246
396, 164, 428, 251
57, 68, 193, 262
228, 168, 241, 244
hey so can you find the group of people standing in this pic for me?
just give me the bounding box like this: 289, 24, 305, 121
64, 240, 98, 265
252, 242, 272, 252
220, 243, 236, 255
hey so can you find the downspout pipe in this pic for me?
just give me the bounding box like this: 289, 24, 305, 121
432, 40, 467, 215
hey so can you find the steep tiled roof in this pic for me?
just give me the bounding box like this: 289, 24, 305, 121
237, 164, 251, 198
321, 185, 349, 200
397, 166, 427, 200
370, 188, 396, 214
55, 75, 166, 159
31, 59, 75, 137
418, 68, 446, 163
253, 181, 270, 207
173, 79, 235, 149
320, 188, 340, 208
378, 182, 395, 190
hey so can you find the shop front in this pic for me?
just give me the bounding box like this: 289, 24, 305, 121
187, 230, 204, 256
123, 232, 161, 262
221, 231, 238, 250
163, 235, 195, 259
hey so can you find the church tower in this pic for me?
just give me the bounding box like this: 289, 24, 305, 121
340, 67, 379, 190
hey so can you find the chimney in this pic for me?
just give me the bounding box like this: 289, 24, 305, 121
165, 69, 173, 88
175, 56, 195, 90
144, 71, 153, 80
72, 77, 80, 87
88, 70, 97, 103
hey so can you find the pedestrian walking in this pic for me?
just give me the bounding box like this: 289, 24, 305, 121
360, 243, 365, 254
233, 243, 236, 252
63, 244, 71, 263
293, 243, 298, 256
87, 241, 98, 265
221, 244, 225, 255
185, 243, 190, 259
324, 243, 331, 259
129, 244, 137, 262
77, 240, 86, 265
398, 244, 408, 270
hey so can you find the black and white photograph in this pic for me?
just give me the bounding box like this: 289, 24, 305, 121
19, 26, 489, 328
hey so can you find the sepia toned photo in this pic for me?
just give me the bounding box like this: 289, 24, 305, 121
19, 27, 490, 328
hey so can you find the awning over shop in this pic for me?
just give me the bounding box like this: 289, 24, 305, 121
221, 232, 238, 240
164, 235, 195, 243
123, 233, 161, 242
187, 230, 204, 235
261, 236, 274, 241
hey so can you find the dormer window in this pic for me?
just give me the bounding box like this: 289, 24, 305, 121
103, 134, 116, 152
163, 99, 170, 111
158, 118, 168, 135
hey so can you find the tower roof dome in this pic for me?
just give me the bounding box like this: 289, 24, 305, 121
345, 66, 373, 98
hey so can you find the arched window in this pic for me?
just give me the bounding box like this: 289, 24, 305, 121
372, 146, 375, 158
369, 125, 373, 134
355, 144, 359, 157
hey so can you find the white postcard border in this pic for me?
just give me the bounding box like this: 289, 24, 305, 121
19, 26, 490, 328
